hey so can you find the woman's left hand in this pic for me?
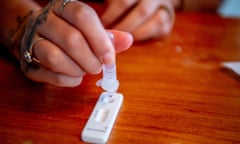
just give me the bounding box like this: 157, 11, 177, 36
101, 0, 175, 41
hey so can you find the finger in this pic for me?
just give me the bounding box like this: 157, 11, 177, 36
53, 1, 115, 65
113, 0, 159, 32
32, 38, 85, 77
108, 30, 133, 53
101, 0, 137, 26
36, 12, 102, 74
25, 66, 83, 87
132, 8, 174, 41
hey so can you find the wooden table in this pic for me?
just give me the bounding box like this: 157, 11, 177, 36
1, 10, 240, 144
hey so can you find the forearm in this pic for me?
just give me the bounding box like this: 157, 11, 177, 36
0, 0, 41, 59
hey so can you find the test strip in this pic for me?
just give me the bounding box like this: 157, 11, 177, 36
81, 92, 123, 144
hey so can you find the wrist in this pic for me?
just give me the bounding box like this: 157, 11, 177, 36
0, 0, 41, 60
7, 11, 33, 60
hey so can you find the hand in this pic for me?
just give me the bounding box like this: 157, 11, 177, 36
20, 0, 133, 87
101, 0, 175, 41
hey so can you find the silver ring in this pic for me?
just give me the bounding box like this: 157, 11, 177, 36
24, 37, 44, 63
59, 0, 76, 16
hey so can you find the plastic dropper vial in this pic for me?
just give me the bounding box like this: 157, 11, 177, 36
97, 64, 119, 93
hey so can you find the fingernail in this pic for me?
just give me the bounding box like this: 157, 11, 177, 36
107, 31, 114, 43
102, 52, 115, 65
125, 32, 134, 47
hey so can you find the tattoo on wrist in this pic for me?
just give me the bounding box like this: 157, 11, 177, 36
20, 0, 59, 72
7, 11, 33, 59
6, 0, 60, 72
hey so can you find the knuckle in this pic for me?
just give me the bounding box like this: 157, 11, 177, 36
44, 49, 62, 67
74, 3, 96, 22
64, 30, 82, 49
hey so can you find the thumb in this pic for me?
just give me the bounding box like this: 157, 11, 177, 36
107, 30, 133, 53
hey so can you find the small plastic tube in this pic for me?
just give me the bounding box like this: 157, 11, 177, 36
96, 64, 119, 93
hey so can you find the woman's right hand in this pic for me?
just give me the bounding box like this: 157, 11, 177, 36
20, 0, 133, 87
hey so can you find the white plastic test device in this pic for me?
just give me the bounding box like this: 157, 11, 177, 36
81, 64, 123, 144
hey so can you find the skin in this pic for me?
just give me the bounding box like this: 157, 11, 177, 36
0, 0, 222, 87
2, 0, 133, 87
100, 0, 222, 40
101, 0, 175, 41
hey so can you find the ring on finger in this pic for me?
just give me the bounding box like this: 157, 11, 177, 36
24, 37, 45, 64
59, 0, 77, 17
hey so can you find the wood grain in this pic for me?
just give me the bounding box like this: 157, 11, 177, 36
0, 10, 240, 144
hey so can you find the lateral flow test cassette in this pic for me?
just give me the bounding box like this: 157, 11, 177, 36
81, 63, 123, 144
